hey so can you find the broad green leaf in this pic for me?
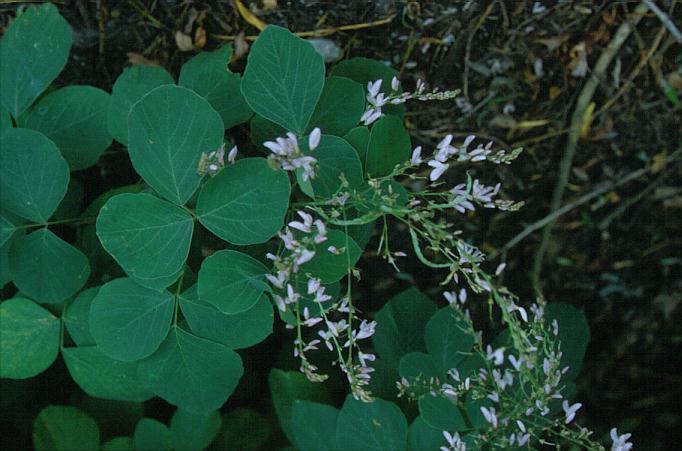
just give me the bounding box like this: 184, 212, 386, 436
0, 128, 69, 223
52, 179, 84, 221
131, 265, 184, 292
373, 288, 437, 368
134, 418, 172, 451
269, 369, 332, 443
0, 103, 11, 132
170, 409, 222, 451
33, 405, 100, 451
303, 135, 363, 199
545, 303, 590, 380
128, 84, 224, 205
138, 326, 244, 415
108, 65, 174, 145
398, 352, 442, 383
307, 76, 365, 136
62, 347, 154, 402
241, 25, 325, 133
64, 286, 99, 346
291, 401, 339, 451
456, 353, 486, 380
343, 126, 370, 165
179, 45, 253, 129
179, 285, 273, 349
331, 57, 404, 118
217, 409, 270, 451
197, 158, 290, 245
0, 230, 22, 289
425, 308, 476, 374
89, 278, 174, 361
366, 115, 411, 177
0, 215, 15, 247
96, 193, 193, 287
301, 229, 361, 284
197, 249, 268, 314
336, 395, 408, 451
249, 114, 285, 151
418, 395, 466, 432
19, 86, 112, 170
407, 417, 446, 451
101, 437, 134, 450
0, 4, 72, 117
9, 228, 90, 303
0, 297, 59, 379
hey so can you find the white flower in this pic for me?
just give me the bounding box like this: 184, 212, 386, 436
360, 108, 383, 125
288, 210, 314, 233
411, 146, 423, 164
486, 345, 505, 366
367, 79, 382, 97
480, 406, 498, 428
265, 271, 287, 289
562, 401, 582, 424
355, 320, 376, 339
458, 288, 467, 304
443, 291, 457, 305
308, 127, 321, 150
391, 76, 400, 91
610, 428, 633, 451
227, 145, 238, 164
508, 354, 523, 371
307, 278, 321, 295
428, 160, 449, 181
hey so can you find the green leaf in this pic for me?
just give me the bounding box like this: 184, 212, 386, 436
291, 401, 340, 451
96, 193, 193, 288
463, 391, 493, 430
398, 352, 442, 383
179, 285, 273, 349
10, 228, 90, 304
241, 25, 325, 133
425, 308, 476, 374
418, 395, 466, 432
107, 65, 174, 145
197, 158, 290, 245
19, 86, 112, 170
366, 115, 411, 177
343, 126, 370, 165
0, 297, 59, 379
407, 417, 446, 451
134, 418, 172, 451
170, 409, 222, 451
269, 369, 332, 443
0, 103, 11, 132
301, 229, 362, 284
304, 135, 364, 199
336, 395, 408, 451
197, 249, 268, 314
89, 278, 174, 361
0, 230, 22, 289
373, 288, 437, 368
0, 128, 69, 223
138, 326, 244, 415
545, 303, 590, 380
101, 437, 134, 451
331, 57, 404, 118
128, 84, 224, 205
0, 215, 15, 247
0, 4, 72, 117
307, 76, 365, 136
64, 286, 99, 346
52, 179, 84, 221
217, 409, 271, 451
33, 405, 100, 451
62, 346, 154, 402
179, 45, 253, 129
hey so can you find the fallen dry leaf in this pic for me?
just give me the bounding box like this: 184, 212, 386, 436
175, 30, 194, 52
232, 31, 249, 62
127, 52, 161, 67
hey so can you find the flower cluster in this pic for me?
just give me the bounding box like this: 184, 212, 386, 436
197, 143, 237, 176
264, 128, 321, 181
361, 77, 460, 125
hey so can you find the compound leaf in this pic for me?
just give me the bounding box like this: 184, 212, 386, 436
0, 297, 59, 379
197, 158, 290, 245
62, 346, 154, 402
9, 228, 90, 304
0, 4, 72, 117
89, 278, 174, 362
19, 85, 112, 170
0, 128, 69, 224
96, 193, 193, 289
33, 405, 100, 451
137, 326, 244, 415
241, 25, 325, 134
108, 65, 174, 145
128, 84, 224, 205
336, 395, 408, 451
179, 45, 252, 129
